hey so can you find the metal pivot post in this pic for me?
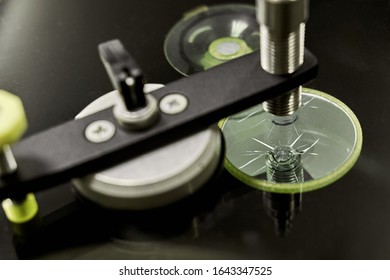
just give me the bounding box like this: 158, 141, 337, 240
98, 40, 159, 130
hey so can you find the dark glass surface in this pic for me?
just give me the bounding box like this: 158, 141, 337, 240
0, 0, 389, 259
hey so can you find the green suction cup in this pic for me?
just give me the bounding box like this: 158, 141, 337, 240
220, 88, 363, 193
164, 4, 259, 75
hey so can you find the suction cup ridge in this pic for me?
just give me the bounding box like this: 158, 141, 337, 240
164, 4, 259, 75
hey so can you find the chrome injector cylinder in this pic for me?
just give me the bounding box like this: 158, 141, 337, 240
257, 0, 308, 116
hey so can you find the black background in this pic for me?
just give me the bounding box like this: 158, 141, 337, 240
0, 0, 389, 259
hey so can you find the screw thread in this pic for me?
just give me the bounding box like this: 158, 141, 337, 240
266, 163, 304, 183
263, 86, 302, 116
260, 23, 305, 75
266, 147, 304, 184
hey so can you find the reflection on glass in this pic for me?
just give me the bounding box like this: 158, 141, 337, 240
263, 191, 301, 237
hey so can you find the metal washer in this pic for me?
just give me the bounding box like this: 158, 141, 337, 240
73, 84, 223, 210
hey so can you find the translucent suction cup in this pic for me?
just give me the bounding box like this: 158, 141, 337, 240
164, 4, 259, 75
220, 88, 363, 193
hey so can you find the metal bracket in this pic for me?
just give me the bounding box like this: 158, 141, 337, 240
0, 49, 318, 199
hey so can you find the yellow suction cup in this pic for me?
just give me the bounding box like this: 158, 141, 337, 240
0, 90, 28, 147
0, 90, 40, 235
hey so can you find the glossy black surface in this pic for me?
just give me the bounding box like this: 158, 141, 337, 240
1, 0, 389, 259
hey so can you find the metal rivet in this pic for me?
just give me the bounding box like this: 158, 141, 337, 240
85, 120, 116, 143
159, 93, 188, 115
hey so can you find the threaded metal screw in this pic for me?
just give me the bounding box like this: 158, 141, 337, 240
257, 0, 308, 116
263, 86, 302, 116
260, 22, 306, 75
257, 0, 308, 75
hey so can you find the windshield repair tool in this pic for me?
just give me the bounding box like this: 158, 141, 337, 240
0, 46, 318, 200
